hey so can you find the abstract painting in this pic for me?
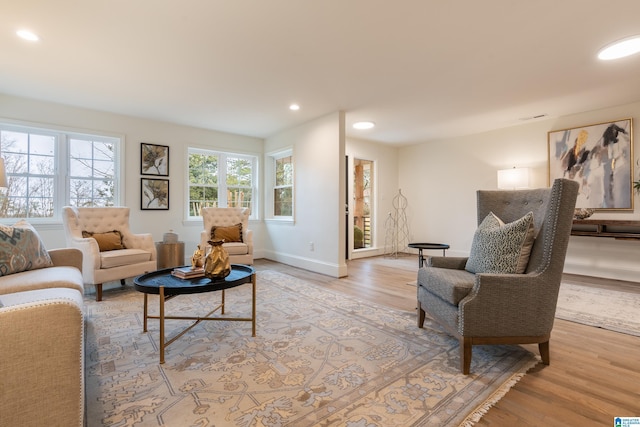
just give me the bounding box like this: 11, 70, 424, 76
548, 118, 633, 211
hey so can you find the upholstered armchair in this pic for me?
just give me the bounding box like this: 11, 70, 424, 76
417, 178, 579, 374
62, 206, 157, 301
200, 207, 253, 265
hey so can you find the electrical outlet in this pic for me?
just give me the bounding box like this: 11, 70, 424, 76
309, 242, 314, 251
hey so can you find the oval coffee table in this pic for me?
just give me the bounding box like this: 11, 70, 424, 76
134, 264, 256, 363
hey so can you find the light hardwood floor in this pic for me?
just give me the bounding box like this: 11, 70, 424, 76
253, 255, 640, 426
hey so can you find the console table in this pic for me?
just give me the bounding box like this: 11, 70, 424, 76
571, 219, 640, 240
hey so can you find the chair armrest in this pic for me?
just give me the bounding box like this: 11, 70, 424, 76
244, 229, 253, 254
426, 256, 468, 270
123, 233, 157, 260
48, 248, 82, 271
459, 272, 558, 337
0, 292, 84, 427
65, 236, 101, 273
244, 228, 253, 244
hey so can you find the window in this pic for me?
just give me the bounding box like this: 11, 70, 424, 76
0, 123, 120, 221
268, 150, 293, 218
188, 148, 257, 218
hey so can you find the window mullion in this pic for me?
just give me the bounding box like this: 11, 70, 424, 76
58, 133, 69, 214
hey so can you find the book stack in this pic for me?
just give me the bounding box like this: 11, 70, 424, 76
171, 266, 205, 279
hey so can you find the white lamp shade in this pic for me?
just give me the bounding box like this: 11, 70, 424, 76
497, 167, 529, 190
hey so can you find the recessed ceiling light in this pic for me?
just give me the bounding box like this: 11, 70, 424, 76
289, 104, 300, 111
353, 121, 375, 130
16, 29, 39, 42
598, 35, 640, 60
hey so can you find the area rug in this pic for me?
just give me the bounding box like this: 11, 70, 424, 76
555, 282, 640, 337
84, 270, 538, 427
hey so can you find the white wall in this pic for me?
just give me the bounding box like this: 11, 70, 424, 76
263, 111, 347, 277
399, 100, 640, 283
0, 93, 263, 262
346, 137, 399, 259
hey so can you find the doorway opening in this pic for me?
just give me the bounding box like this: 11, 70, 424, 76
353, 158, 373, 250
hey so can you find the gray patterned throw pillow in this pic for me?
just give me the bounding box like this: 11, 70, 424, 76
465, 211, 535, 274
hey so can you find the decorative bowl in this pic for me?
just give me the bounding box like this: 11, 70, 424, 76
573, 208, 595, 220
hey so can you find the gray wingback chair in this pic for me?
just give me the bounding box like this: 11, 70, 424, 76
417, 178, 579, 374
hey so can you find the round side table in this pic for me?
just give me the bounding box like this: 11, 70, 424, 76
408, 242, 450, 267
155, 241, 185, 269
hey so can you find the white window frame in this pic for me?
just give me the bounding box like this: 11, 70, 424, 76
0, 121, 122, 224
266, 148, 294, 221
187, 147, 258, 220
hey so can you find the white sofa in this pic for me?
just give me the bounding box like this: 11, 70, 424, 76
62, 206, 157, 301
0, 248, 85, 427
200, 207, 253, 265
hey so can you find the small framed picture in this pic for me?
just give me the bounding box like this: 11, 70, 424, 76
141, 178, 169, 210
141, 143, 169, 176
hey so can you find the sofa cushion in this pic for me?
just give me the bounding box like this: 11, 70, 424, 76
0, 266, 84, 296
0, 220, 53, 276
418, 266, 475, 305
465, 211, 535, 274
211, 223, 243, 243
100, 249, 152, 269
82, 230, 124, 251
222, 242, 249, 256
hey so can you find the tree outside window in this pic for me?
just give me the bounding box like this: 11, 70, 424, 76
0, 125, 119, 220
188, 148, 257, 218
274, 155, 293, 217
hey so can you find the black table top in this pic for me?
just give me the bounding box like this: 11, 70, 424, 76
408, 242, 450, 249
134, 264, 255, 296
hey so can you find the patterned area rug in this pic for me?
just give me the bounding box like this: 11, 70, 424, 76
556, 282, 640, 336
85, 270, 538, 427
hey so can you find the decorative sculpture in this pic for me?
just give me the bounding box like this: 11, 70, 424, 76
384, 189, 410, 258
191, 245, 205, 269
204, 239, 231, 279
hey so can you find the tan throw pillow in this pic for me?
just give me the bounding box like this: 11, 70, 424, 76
465, 211, 535, 274
82, 230, 125, 251
0, 220, 53, 276
211, 223, 243, 243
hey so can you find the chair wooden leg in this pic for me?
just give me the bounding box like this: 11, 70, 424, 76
417, 302, 426, 328
96, 284, 103, 302
539, 341, 550, 365
460, 337, 472, 375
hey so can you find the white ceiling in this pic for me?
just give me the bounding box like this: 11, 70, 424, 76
2, 0, 640, 146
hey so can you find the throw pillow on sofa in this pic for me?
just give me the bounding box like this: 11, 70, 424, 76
0, 220, 53, 276
465, 211, 535, 274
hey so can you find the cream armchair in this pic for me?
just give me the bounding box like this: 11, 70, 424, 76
200, 207, 253, 265
62, 206, 157, 301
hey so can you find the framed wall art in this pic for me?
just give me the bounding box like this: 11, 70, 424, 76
141, 178, 169, 210
141, 143, 169, 176
548, 118, 633, 211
